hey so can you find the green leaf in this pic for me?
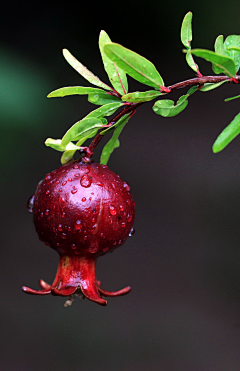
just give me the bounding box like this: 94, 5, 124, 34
213, 112, 240, 152
61, 150, 76, 165
100, 115, 130, 165
225, 94, 240, 102
88, 91, 122, 105
121, 90, 162, 103
153, 94, 189, 117
181, 12, 193, 49
63, 49, 112, 91
104, 43, 164, 89
86, 102, 123, 118
99, 31, 128, 95
214, 35, 224, 55
186, 52, 200, 73
47, 86, 106, 98
61, 117, 104, 150
191, 49, 236, 77
224, 35, 240, 73
199, 80, 228, 92
45, 138, 81, 151
100, 113, 130, 135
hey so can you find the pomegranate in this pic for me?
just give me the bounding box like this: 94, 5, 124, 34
22, 160, 135, 306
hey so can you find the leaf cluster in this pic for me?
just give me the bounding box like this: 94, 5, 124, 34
46, 12, 240, 163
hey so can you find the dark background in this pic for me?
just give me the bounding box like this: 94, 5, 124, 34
2, 1, 240, 370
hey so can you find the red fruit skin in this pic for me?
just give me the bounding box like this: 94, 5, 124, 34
22, 160, 135, 305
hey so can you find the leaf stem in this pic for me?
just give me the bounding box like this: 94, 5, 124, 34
166, 75, 239, 92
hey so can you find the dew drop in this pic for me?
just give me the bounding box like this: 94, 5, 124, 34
61, 233, 67, 239
58, 224, 63, 231
84, 235, 88, 240
74, 220, 82, 230
118, 239, 122, 244
46, 190, 50, 195
109, 205, 117, 216
58, 189, 62, 193
62, 212, 66, 218
100, 232, 104, 237
123, 182, 130, 191
102, 247, 109, 252
45, 209, 50, 216
59, 197, 65, 203
68, 178, 72, 182
56, 243, 60, 247
45, 174, 51, 180
127, 214, 133, 223
96, 181, 103, 187
40, 212, 44, 218
92, 217, 96, 223
82, 197, 86, 202
92, 209, 97, 214
120, 205, 124, 212
121, 222, 126, 228
89, 197, 92, 201
80, 174, 92, 188
74, 173, 80, 178
62, 181, 67, 186
71, 189, 78, 194
129, 227, 135, 237
68, 226, 72, 231
27, 194, 35, 212
126, 199, 131, 205
56, 181, 60, 185
71, 243, 77, 249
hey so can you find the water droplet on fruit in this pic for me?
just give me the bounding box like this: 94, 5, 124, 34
58, 189, 62, 193
59, 197, 65, 203
71, 244, 77, 249
121, 222, 126, 228
27, 195, 35, 212
74, 173, 80, 178
82, 197, 86, 202
80, 174, 92, 188
102, 247, 109, 252
109, 205, 117, 215
71, 189, 78, 194
74, 220, 82, 230
129, 227, 135, 237
56, 180, 60, 184
84, 235, 88, 240
123, 182, 130, 191
61, 233, 67, 239
92, 217, 96, 223
45, 209, 50, 216
120, 205, 124, 212
68, 226, 72, 231
96, 181, 103, 187
62, 181, 67, 186
68, 178, 72, 182
73, 165, 79, 169
100, 232, 104, 237
45, 174, 51, 180
127, 214, 133, 223
46, 190, 50, 195
88, 241, 99, 253
62, 212, 66, 217
58, 224, 63, 231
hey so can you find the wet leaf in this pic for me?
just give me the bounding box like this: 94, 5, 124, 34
153, 95, 189, 117
86, 102, 123, 118
191, 49, 236, 77
122, 90, 162, 103
181, 12, 193, 49
61, 150, 76, 164
99, 31, 128, 95
88, 91, 122, 105
199, 80, 228, 91
100, 113, 130, 135
100, 115, 130, 165
47, 86, 106, 98
61, 117, 104, 150
213, 112, 240, 152
224, 35, 240, 73
63, 49, 112, 91
104, 43, 164, 89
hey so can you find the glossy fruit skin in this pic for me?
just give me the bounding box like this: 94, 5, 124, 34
22, 160, 135, 305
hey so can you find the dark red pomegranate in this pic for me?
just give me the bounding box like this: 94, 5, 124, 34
22, 160, 135, 306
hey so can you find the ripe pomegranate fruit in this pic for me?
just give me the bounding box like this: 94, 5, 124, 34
22, 160, 135, 306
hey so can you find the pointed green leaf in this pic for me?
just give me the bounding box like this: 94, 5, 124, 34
100, 115, 130, 165
199, 80, 228, 92
225, 94, 240, 102
181, 12, 193, 49
122, 90, 162, 103
191, 49, 236, 77
45, 138, 81, 151
61, 150, 76, 164
224, 35, 240, 73
186, 52, 200, 73
88, 91, 121, 105
213, 112, 240, 152
63, 49, 112, 91
61, 117, 104, 150
47, 86, 106, 98
153, 95, 188, 117
99, 31, 128, 95
86, 102, 123, 118
214, 35, 224, 55
104, 43, 164, 89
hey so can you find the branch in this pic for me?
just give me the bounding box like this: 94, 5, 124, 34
166, 75, 240, 92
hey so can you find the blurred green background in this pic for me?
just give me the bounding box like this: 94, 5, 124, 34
2, 1, 240, 370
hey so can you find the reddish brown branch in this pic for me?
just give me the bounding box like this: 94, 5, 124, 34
166, 75, 240, 92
